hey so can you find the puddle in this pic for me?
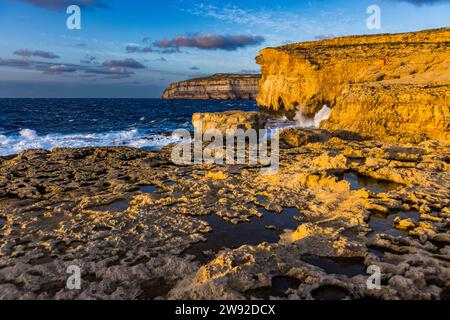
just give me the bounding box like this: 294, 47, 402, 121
139, 185, 158, 193
37, 280, 66, 296
185, 207, 300, 263
29, 254, 54, 265
29, 209, 46, 217
301, 255, 366, 277
164, 181, 176, 187
89, 199, 130, 212
0, 216, 6, 227
367, 247, 385, 258
369, 210, 420, 238
440, 286, 450, 300
137, 277, 173, 300
311, 285, 350, 300
245, 276, 301, 299
340, 171, 401, 194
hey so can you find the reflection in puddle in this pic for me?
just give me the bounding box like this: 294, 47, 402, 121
30, 209, 46, 217
89, 199, 130, 212
185, 207, 300, 263
367, 247, 385, 258
164, 181, 176, 187
139, 185, 158, 193
137, 277, 173, 300
341, 171, 401, 194
369, 210, 420, 238
301, 255, 366, 277
311, 285, 350, 300
245, 276, 301, 299
29, 254, 54, 265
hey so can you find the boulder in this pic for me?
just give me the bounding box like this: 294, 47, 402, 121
192, 111, 269, 136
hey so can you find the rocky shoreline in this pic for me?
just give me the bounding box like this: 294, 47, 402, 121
0, 128, 448, 299
1, 27, 449, 300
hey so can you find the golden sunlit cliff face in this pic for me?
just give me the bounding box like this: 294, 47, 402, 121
256, 28, 450, 141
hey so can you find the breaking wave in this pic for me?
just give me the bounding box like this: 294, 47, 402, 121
265, 105, 332, 136
294, 105, 332, 128
0, 129, 184, 156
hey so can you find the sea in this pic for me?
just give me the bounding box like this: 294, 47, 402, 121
0, 99, 258, 156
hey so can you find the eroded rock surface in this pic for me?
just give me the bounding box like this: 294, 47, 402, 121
0, 133, 448, 299
162, 73, 260, 100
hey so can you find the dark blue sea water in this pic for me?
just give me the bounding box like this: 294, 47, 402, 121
0, 99, 257, 156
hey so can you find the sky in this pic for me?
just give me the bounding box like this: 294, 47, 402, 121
0, 0, 449, 98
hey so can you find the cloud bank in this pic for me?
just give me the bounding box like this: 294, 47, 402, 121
14, 49, 59, 59
0, 57, 146, 79
102, 58, 145, 69
153, 34, 265, 51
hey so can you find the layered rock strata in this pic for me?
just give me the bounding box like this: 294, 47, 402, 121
256, 28, 450, 141
162, 73, 260, 100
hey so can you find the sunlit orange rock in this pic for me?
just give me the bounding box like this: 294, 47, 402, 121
256, 28, 450, 141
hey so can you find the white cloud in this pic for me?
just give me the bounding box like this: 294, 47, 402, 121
182, 3, 364, 44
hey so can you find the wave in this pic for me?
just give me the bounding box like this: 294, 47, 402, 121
294, 105, 332, 128
0, 129, 184, 156
264, 105, 332, 137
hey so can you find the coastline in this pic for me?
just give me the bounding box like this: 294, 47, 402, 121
0, 98, 258, 157
1, 130, 449, 299
1, 27, 449, 300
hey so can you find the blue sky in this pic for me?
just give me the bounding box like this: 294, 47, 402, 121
0, 0, 449, 98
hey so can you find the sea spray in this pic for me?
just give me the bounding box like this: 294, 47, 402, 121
313, 105, 332, 128
294, 105, 332, 128
0, 129, 184, 156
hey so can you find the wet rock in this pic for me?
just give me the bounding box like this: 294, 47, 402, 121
0, 134, 448, 300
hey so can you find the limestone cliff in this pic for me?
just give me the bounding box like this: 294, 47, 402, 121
323, 83, 450, 142
256, 28, 450, 141
162, 73, 260, 100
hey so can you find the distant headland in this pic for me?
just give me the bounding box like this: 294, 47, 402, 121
162, 73, 260, 100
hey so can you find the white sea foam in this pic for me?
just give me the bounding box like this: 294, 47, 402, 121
0, 129, 185, 156
264, 105, 332, 137
294, 105, 332, 128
